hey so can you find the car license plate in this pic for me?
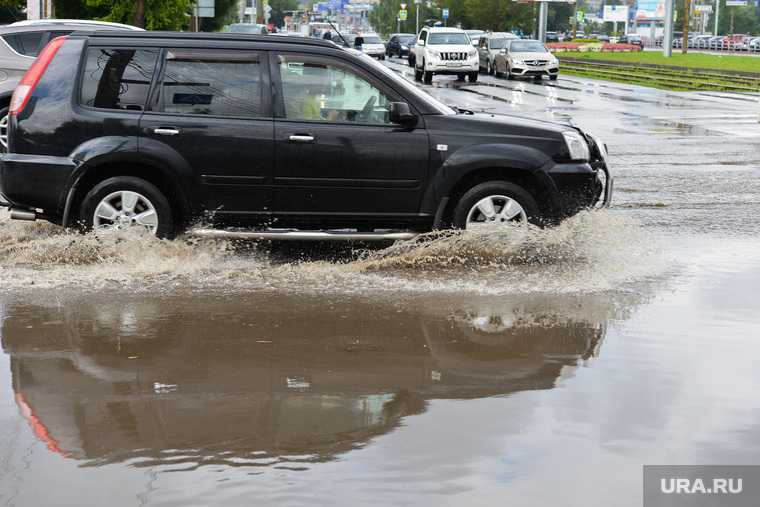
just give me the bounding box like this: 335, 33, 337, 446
446, 62, 461, 68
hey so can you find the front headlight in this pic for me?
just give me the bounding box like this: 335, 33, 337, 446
468, 48, 477, 57
429, 50, 439, 58
512, 58, 524, 65
562, 131, 590, 161
401, 45, 409, 50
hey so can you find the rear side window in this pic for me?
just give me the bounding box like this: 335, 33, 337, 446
156, 49, 262, 118
80, 48, 159, 111
2, 31, 45, 57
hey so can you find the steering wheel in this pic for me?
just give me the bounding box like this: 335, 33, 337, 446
358, 96, 377, 122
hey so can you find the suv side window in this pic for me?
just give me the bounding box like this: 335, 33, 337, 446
419, 30, 427, 43
80, 47, 159, 111
277, 54, 393, 125
156, 49, 263, 118
2, 31, 45, 57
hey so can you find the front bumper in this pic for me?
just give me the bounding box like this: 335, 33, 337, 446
511, 64, 559, 76
425, 60, 479, 73
363, 49, 385, 57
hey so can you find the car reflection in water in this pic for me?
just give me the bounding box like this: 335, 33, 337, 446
0, 294, 612, 469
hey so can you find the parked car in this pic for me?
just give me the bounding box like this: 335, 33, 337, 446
386, 33, 416, 57
619, 34, 643, 47
465, 29, 485, 47
545, 31, 560, 42
8, 19, 142, 31
0, 31, 612, 241
414, 26, 479, 84
356, 33, 386, 59
226, 23, 269, 35
493, 39, 559, 81
0, 21, 140, 154
477, 31, 518, 75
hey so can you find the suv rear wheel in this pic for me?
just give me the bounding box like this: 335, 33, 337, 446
451, 181, 539, 229
79, 176, 175, 238
0, 107, 9, 154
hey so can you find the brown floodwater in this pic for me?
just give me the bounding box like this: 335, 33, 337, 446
2, 72, 760, 506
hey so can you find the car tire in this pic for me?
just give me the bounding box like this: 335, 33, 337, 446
0, 106, 9, 155
456, 74, 466, 81
467, 72, 478, 82
488, 60, 494, 75
506, 66, 513, 80
414, 68, 423, 81
79, 176, 175, 238
409, 54, 415, 67
451, 181, 540, 229
550, 74, 558, 81
423, 69, 433, 84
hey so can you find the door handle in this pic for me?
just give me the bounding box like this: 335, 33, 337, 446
153, 127, 180, 136
288, 134, 314, 143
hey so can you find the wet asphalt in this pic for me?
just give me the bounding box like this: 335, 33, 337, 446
0, 59, 759, 506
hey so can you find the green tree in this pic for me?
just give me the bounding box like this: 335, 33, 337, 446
269, 0, 300, 28
84, 0, 195, 30
200, 0, 241, 31
0, 0, 25, 23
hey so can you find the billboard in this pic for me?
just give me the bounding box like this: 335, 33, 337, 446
603, 4, 628, 22
636, 0, 665, 19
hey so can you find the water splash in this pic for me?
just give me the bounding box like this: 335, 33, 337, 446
0, 209, 664, 295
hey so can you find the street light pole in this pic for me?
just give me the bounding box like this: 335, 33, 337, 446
537, 1, 548, 42
663, 0, 674, 56
415, 0, 421, 34
714, 0, 719, 35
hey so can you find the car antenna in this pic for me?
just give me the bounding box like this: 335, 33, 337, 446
327, 19, 349, 47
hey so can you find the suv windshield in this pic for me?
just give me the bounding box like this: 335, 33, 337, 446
428, 32, 470, 45
509, 41, 547, 53
489, 38, 509, 49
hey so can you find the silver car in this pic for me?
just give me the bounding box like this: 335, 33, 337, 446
493, 39, 560, 81
0, 21, 141, 153
477, 32, 518, 75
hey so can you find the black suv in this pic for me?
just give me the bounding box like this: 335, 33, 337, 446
0, 32, 612, 240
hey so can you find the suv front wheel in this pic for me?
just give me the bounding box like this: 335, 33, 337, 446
79, 176, 175, 238
452, 181, 539, 229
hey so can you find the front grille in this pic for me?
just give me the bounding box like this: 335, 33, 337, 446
524, 60, 549, 66
440, 52, 468, 61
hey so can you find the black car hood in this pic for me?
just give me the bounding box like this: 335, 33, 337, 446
428, 111, 573, 140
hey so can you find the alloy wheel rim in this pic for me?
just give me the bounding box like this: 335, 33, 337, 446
465, 195, 527, 229
0, 114, 8, 152
92, 190, 158, 235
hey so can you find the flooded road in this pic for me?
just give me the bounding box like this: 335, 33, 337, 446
1, 67, 759, 506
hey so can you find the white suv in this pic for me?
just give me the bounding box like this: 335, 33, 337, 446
414, 27, 479, 84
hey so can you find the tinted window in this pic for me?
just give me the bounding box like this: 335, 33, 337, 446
419, 31, 427, 42
80, 48, 158, 110
2, 31, 45, 56
428, 33, 470, 45
158, 49, 262, 117
278, 54, 392, 125
509, 41, 547, 52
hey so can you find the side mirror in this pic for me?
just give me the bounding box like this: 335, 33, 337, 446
389, 102, 417, 126
417, 39, 425, 46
